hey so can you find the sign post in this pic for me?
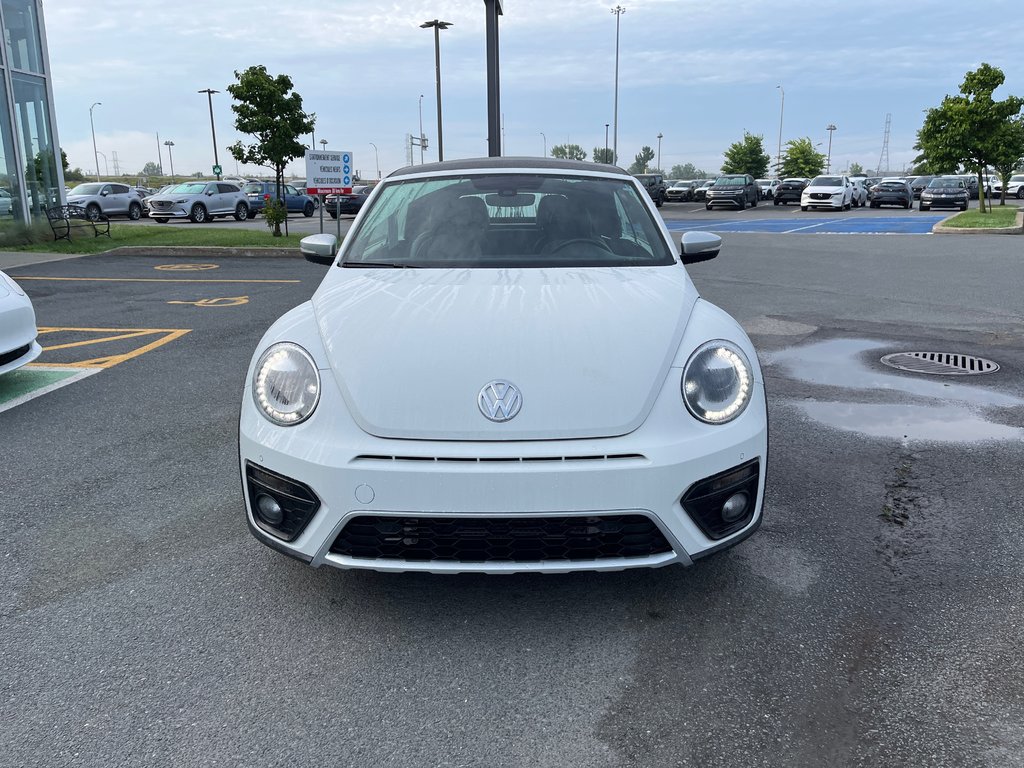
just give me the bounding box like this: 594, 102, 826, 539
306, 149, 353, 241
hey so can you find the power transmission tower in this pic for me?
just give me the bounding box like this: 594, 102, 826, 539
877, 113, 891, 175
112, 150, 120, 176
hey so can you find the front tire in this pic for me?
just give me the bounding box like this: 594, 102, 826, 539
86, 203, 101, 222
189, 203, 207, 223
154, 217, 169, 223
234, 203, 249, 221
128, 202, 142, 220
801, 205, 808, 212
303, 201, 315, 217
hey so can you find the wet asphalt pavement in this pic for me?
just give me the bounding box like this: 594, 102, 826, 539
2, 231, 1023, 767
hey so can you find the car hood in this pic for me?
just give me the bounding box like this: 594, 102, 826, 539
66, 195, 95, 203
804, 185, 844, 194
311, 266, 697, 441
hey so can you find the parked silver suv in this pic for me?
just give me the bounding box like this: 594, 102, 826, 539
66, 182, 145, 221
147, 181, 250, 223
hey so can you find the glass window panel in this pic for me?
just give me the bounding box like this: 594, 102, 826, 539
12, 72, 59, 216
0, 71, 21, 224
2, 0, 44, 73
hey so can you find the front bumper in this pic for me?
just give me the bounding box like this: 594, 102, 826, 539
705, 193, 746, 208
147, 204, 191, 219
802, 194, 844, 209
239, 370, 768, 574
920, 195, 967, 208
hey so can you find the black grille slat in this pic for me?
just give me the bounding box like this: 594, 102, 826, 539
0, 343, 31, 367
330, 515, 672, 563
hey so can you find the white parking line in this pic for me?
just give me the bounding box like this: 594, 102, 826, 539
0, 366, 101, 414
782, 218, 846, 233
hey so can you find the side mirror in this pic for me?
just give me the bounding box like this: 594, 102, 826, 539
100, 190, 109, 196
679, 231, 721, 265
301, 233, 338, 265
206, 190, 215, 196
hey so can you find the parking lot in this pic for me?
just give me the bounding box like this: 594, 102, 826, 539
4, 229, 1024, 766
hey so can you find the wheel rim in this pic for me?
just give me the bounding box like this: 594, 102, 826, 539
237, 204, 247, 220
193, 205, 205, 222
129, 205, 140, 220
87, 205, 100, 221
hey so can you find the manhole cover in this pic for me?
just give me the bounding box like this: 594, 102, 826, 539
880, 352, 999, 376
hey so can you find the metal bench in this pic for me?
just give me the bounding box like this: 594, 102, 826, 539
45, 204, 111, 243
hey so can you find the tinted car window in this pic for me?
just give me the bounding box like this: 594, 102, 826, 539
217, 184, 239, 194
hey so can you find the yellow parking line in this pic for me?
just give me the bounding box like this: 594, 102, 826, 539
38, 329, 159, 351
15, 276, 300, 284
34, 327, 192, 369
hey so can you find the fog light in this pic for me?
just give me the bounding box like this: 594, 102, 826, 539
255, 493, 284, 525
721, 492, 749, 523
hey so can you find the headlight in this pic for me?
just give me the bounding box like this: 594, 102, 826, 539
252, 342, 321, 425
681, 341, 752, 424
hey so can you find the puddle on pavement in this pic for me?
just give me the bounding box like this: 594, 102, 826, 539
798, 401, 1024, 443
771, 338, 1024, 443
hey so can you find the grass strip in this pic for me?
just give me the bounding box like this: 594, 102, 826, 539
941, 206, 1021, 229
7, 224, 305, 253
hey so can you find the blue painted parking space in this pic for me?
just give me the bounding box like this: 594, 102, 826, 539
664, 215, 945, 235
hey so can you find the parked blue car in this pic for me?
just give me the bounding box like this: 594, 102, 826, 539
243, 181, 316, 217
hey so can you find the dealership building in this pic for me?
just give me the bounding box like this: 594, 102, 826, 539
0, 0, 63, 223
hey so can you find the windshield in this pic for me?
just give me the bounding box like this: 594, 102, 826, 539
929, 178, 964, 188
782, 178, 805, 184
173, 183, 208, 195
341, 173, 676, 269
809, 177, 843, 186
879, 182, 906, 189
70, 184, 103, 195
713, 177, 746, 187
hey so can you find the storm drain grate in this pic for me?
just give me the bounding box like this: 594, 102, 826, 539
880, 352, 999, 376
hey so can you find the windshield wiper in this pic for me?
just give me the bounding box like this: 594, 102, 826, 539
341, 261, 421, 269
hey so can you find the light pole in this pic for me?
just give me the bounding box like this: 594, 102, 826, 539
540, 132, 546, 157
775, 85, 785, 177
611, 6, 625, 166
89, 102, 102, 181
605, 124, 609, 161
656, 132, 663, 172
198, 88, 221, 179
418, 94, 425, 164
320, 138, 328, 152
96, 150, 108, 177
163, 140, 175, 178
826, 123, 837, 173
369, 142, 380, 179
421, 19, 452, 162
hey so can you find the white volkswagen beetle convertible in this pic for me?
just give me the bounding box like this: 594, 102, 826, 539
239, 158, 767, 573
0, 270, 41, 376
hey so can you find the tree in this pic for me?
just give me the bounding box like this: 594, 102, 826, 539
990, 116, 1024, 206
848, 162, 864, 176
915, 63, 1023, 213
670, 162, 706, 179
551, 143, 587, 161
779, 138, 826, 179
627, 146, 655, 174
721, 132, 770, 178
227, 65, 316, 235
592, 147, 614, 164
142, 161, 162, 176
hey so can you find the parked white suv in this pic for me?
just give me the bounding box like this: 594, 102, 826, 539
147, 181, 250, 223
66, 182, 145, 221
995, 173, 1024, 199
801, 175, 853, 211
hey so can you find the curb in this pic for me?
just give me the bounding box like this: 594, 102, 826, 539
102, 245, 301, 258
932, 208, 1024, 235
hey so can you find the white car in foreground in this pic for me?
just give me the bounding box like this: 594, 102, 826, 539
0, 271, 41, 375
239, 158, 768, 574
801, 175, 853, 211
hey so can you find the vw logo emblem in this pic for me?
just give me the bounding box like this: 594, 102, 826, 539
478, 380, 523, 422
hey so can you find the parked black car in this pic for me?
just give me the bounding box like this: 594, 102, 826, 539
705, 174, 759, 210
325, 185, 372, 218
773, 178, 809, 206
869, 180, 913, 209
633, 173, 667, 207
919, 177, 968, 211
910, 175, 934, 199
692, 179, 715, 202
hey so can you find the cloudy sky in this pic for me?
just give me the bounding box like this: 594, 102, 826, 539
46, 0, 1024, 181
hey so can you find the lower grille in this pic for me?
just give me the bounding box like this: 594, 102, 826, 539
0, 342, 30, 367
330, 514, 672, 563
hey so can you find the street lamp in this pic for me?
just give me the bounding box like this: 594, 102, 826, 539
163, 140, 175, 178
418, 93, 424, 164
96, 150, 108, 177
611, 5, 625, 166
421, 19, 452, 163
826, 123, 837, 173
605, 124, 609, 161
89, 102, 102, 181
540, 132, 546, 157
198, 88, 221, 179
775, 85, 784, 177
369, 142, 380, 180
320, 138, 328, 151
656, 132, 663, 172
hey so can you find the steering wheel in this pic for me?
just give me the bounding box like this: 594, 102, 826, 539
548, 237, 613, 254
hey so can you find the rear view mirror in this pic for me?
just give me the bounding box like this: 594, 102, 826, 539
485, 193, 535, 207
300, 234, 338, 265
679, 231, 722, 265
